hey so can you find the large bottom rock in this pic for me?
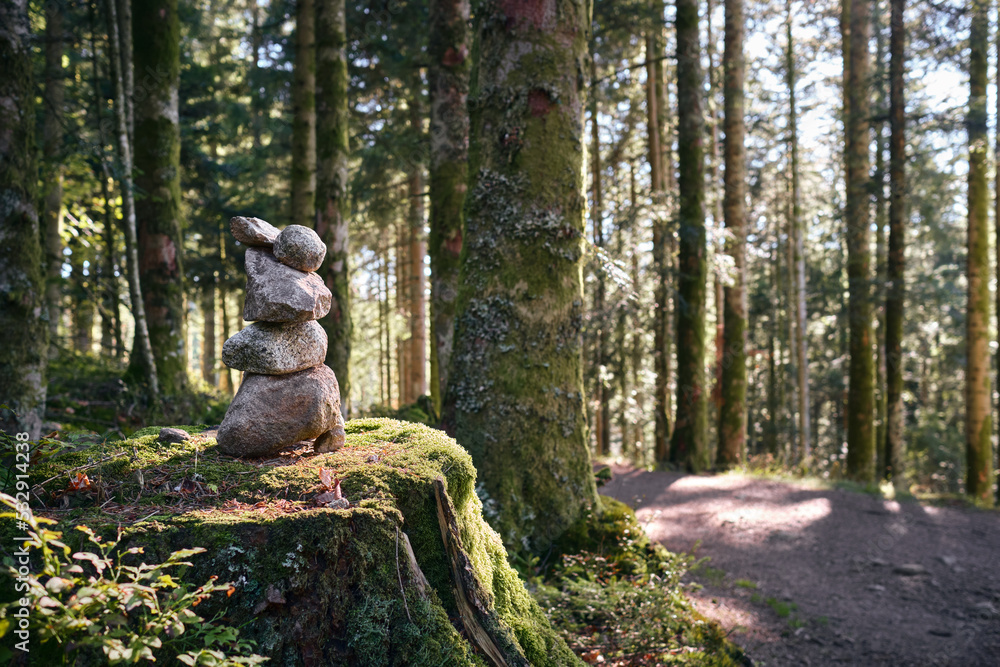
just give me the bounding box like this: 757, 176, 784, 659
218, 364, 344, 457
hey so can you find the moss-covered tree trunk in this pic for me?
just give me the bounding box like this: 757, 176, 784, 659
444, 0, 599, 552
130, 0, 185, 395
670, 0, 709, 472
316, 0, 352, 414
428, 0, 470, 416
716, 0, 745, 469
43, 0, 66, 356
13, 420, 583, 667
0, 0, 47, 440
966, 0, 993, 506
843, 0, 874, 481
291, 0, 317, 228
885, 0, 905, 483
787, 2, 809, 461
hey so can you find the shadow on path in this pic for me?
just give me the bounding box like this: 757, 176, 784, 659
601, 465, 1000, 666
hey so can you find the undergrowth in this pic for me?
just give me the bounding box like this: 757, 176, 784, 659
528, 498, 750, 666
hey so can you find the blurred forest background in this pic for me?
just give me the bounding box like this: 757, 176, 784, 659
1, 0, 998, 506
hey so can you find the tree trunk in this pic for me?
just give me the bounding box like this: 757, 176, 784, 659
316, 0, 351, 415
788, 7, 810, 461
885, 0, 905, 484
670, 0, 709, 472
443, 0, 599, 552
647, 4, 672, 464
101, 192, 122, 360
291, 0, 316, 227
201, 282, 216, 386
396, 221, 410, 405
717, 0, 746, 470
116, 0, 134, 146
873, 4, 888, 477
591, 57, 610, 457
106, 0, 158, 401
966, 0, 993, 506
43, 0, 66, 357
428, 0, 470, 416
843, 0, 875, 481
0, 0, 47, 440
408, 98, 428, 404
129, 0, 185, 396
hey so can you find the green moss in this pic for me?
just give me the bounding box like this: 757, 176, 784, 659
7, 419, 581, 666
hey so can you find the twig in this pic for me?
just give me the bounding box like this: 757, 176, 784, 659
133, 510, 159, 524
395, 526, 412, 622
31, 453, 127, 492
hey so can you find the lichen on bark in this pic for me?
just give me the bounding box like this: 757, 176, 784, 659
443, 0, 599, 554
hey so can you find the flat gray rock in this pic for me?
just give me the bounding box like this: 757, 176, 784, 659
231, 216, 280, 246
158, 427, 190, 444
273, 224, 326, 272
243, 248, 332, 322
217, 365, 343, 457
894, 563, 928, 576
222, 321, 328, 375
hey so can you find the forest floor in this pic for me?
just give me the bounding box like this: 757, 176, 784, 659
600, 464, 1000, 666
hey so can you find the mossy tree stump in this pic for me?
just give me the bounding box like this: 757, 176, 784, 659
12, 419, 581, 666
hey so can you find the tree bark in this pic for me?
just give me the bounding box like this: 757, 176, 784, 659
316, 0, 351, 414
717, 0, 746, 469
647, 7, 672, 463
885, 0, 905, 483
129, 0, 185, 396
787, 3, 809, 461
43, 0, 66, 356
107, 0, 158, 401
443, 0, 599, 552
116, 0, 134, 146
428, 0, 470, 416
0, 0, 47, 440
591, 56, 610, 457
670, 0, 709, 472
966, 0, 993, 506
291, 0, 317, 227
201, 282, 216, 386
843, 0, 875, 481
408, 174, 427, 404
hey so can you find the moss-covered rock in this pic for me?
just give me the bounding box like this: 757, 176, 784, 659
7, 419, 582, 666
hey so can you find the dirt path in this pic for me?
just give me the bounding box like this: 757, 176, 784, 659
600, 465, 1000, 666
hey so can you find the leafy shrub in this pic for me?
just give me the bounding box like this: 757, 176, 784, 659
533, 551, 747, 666
0, 493, 267, 666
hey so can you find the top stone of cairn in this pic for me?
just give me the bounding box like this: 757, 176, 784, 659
231, 216, 281, 247
273, 224, 327, 272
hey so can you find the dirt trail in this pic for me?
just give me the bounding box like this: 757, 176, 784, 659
601, 465, 1000, 666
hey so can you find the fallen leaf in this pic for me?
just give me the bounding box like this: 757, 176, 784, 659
68, 472, 92, 492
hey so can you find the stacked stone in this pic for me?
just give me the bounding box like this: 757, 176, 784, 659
217, 216, 346, 457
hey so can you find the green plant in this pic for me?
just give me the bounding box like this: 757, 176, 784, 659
734, 579, 757, 589
0, 493, 267, 666
533, 551, 747, 665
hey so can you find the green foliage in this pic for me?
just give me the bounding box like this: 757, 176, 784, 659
0, 493, 266, 666
533, 551, 748, 666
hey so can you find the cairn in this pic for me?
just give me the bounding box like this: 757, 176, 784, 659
217, 216, 346, 457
